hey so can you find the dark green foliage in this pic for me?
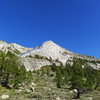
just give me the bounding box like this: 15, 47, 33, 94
51, 63, 65, 88
34, 54, 53, 62
56, 69, 62, 88
27, 55, 100, 99
34, 54, 44, 59
64, 63, 72, 84
95, 70, 100, 88
51, 63, 58, 72
69, 57, 100, 98
70, 57, 85, 98
84, 66, 100, 92
13, 49, 21, 54
40, 65, 51, 76
0, 51, 33, 89
26, 71, 33, 84
28, 55, 33, 58
78, 58, 100, 65
46, 57, 100, 99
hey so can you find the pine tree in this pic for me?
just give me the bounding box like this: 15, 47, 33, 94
71, 57, 84, 98
56, 66, 62, 88
27, 71, 33, 84
0, 51, 33, 89
84, 66, 98, 91
64, 63, 72, 84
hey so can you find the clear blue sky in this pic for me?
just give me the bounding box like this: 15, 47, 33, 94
0, 0, 100, 58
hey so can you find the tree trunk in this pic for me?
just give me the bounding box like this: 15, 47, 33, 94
57, 80, 61, 88
73, 89, 80, 99
76, 89, 80, 99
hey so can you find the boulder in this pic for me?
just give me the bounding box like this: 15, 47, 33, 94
70, 89, 78, 94
73, 89, 78, 93
26, 89, 31, 93
88, 97, 93, 100
56, 97, 61, 100
30, 86, 35, 92
1, 95, 9, 100
48, 88, 51, 91
31, 82, 36, 86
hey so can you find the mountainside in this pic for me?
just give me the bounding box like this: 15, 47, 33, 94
0, 40, 100, 100
0, 40, 32, 54
0, 40, 100, 71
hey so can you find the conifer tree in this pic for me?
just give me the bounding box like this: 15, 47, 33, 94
0, 51, 33, 89
71, 57, 84, 98
56, 66, 62, 88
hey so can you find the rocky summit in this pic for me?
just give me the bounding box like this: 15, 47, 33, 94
0, 40, 100, 71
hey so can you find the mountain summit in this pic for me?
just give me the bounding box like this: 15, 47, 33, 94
0, 40, 100, 71
20, 41, 72, 64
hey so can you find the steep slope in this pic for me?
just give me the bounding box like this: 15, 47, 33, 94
19, 41, 100, 71
0, 40, 100, 71
20, 41, 72, 64
11, 43, 32, 54
19, 41, 99, 62
0, 40, 32, 54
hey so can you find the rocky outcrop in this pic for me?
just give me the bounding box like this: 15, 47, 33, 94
19, 41, 100, 70
0, 40, 32, 54
20, 41, 72, 64
20, 57, 60, 71
11, 43, 32, 53
0, 40, 100, 71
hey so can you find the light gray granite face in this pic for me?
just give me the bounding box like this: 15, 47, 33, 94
0, 40, 100, 71
20, 58, 60, 71
20, 41, 72, 64
0, 40, 32, 53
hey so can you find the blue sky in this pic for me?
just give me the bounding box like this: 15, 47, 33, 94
0, 0, 100, 58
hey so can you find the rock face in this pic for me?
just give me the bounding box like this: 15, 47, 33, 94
0, 40, 32, 54
11, 43, 32, 53
0, 40, 100, 71
20, 41, 72, 64
20, 57, 60, 71
19, 41, 100, 70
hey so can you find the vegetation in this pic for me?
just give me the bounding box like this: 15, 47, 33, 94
0, 51, 100, 99
28, 54, 54, 62
0, 51, 33, 89
13, 49, 21, 54
78, 58, 100, 65
37, 57, 100, 99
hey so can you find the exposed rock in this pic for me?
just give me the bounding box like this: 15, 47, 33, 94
20, 57, 60, 71
11, 43, 32, 53
56, 97, 61, 100
26, 89, 31, 93
0, 40, 32, 54
20, 41, 72, 64
31, 82, 36, 86
82, 65, 85, 68
30, 85, 35, 92
48, 88, 51, 91
73, 89, 78, 93
19, 41, 100, 70
1, 95, 9, 99
52, 97, 61, 100
88, 97, 93, 100
18, 89, 22, 92
0, 40, 100, 71
70, 89, 78, 94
